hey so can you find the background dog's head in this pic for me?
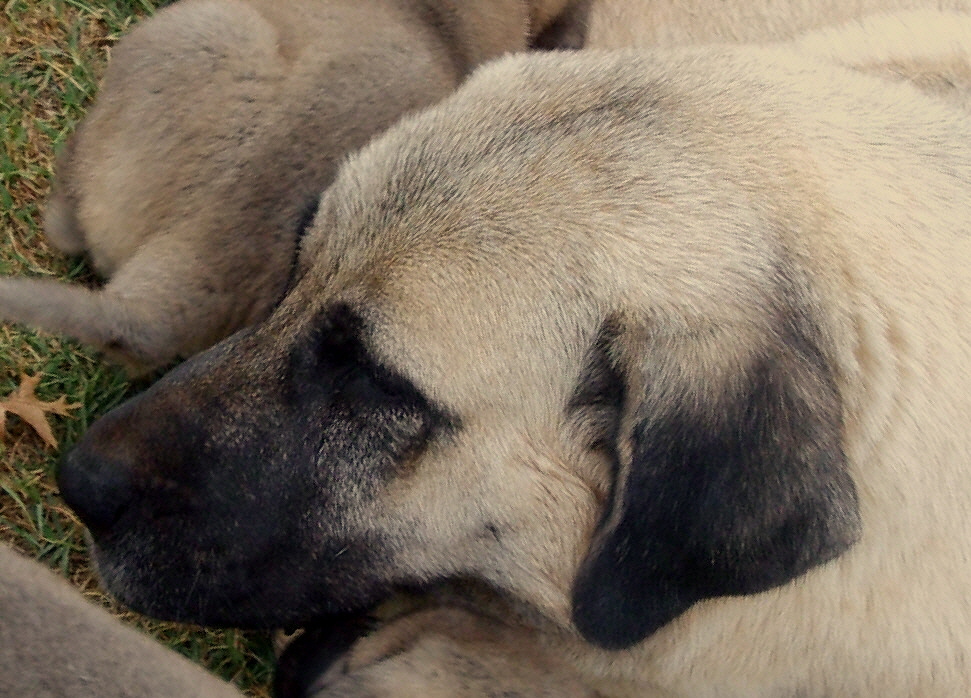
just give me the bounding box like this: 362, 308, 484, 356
58, 50, 860, 649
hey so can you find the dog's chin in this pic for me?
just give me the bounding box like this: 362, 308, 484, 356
84, 535, 388, 630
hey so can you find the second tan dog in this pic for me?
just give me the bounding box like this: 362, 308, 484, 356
0, 0, 587, 372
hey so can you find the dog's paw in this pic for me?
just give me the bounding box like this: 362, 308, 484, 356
274, 615, 374, 698
276, 607, 597, 698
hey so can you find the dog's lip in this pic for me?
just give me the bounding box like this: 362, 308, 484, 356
86, 530, 399, 629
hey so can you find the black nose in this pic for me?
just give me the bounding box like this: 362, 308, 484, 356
57, 440, 135, 538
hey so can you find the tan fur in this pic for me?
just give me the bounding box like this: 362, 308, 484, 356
0, 544, 243, 698
587, 3, 971, 111
291, 34, 971, 694
585, 0, 971, 47
56, 12, 971, 697
0, 0, 582, 372
790, 10, 971, 110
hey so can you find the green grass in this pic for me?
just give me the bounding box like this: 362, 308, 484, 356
0, 2, 274, 695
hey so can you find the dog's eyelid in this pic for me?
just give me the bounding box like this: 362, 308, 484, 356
568, 317, 627, 439
297, 305, 406, 391
307, 305, 461, 434
314, 304, 368, 360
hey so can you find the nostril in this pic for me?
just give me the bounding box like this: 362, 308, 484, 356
57, 445, 135, 538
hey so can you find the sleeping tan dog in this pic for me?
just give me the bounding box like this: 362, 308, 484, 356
56, 10, 971, 697
0, 0, 587, 373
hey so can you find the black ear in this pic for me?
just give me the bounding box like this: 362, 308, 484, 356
571, 312, 861, 650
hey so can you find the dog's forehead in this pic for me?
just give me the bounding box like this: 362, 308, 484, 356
285, 237, 603, 417
290, 91, 614, 364
288, 211, 606, 421
296, 48, 799, 292
284, 49, 816, 407
296, 52, 673, 271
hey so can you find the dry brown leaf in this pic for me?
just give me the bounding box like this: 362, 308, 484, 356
0, 373, 81, 448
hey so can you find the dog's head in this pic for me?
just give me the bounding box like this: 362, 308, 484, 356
58, 51, 860, 650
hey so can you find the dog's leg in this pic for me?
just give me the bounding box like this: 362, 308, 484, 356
0, 236, 258, 373
0, 277, 166, 373
0, 275, 113, 348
